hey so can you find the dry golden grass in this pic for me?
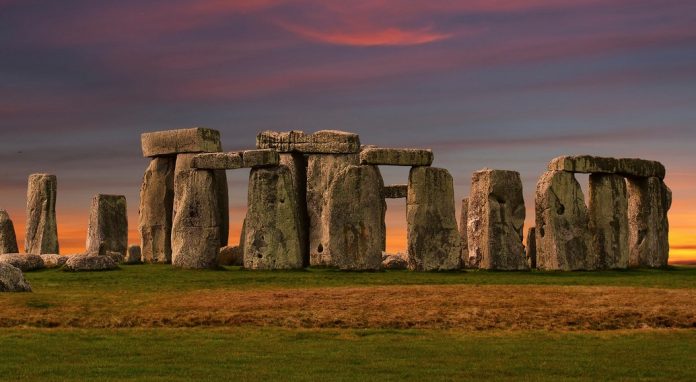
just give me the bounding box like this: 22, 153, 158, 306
2, 284, 694, 330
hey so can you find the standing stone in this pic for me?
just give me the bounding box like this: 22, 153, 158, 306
627, 177, 671, 268
171, 169, 221, 269
25, 174, 59, 254
306, 153, 359, 266
589, 174, 629, 269
468, 169, 527, 270
139, 157, 175, 263
243, 166, 303, 270
526, 227, 536, 269
535, 171, 595, 271
86, 195, 128, 258
458, 198, 469, 268
326, 165, 386, 271
407, 167, 461, 271
280, 153, 309, 267
0, 210, 19, 254
124, 245, 142, 264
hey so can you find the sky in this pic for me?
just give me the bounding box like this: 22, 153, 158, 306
1, 0, 695, 261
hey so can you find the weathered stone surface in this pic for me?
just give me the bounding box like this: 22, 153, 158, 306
467, 169, 527, 270
548, 155, 665, 179
242, 149, 280, 168
0, 253, 45, 272
382, 252, 408, 270
459, 198, 470, 268
535, 171, 595, 271
257, 130, 361, 154
41, 254, 68, 269
326, 165, 385, 271
139, 157, 175, 264
359, 148, 433, 166
0, 263, 32, 292
243, 166, 303, 269
0, 209, 19, 254
86, 194, 128, 258
407, 167, 461, 271
124, 245, 142, 264
627, 177, 671, 268
25, 174, 59, 254
280, 153, 309, 266
526, 227, 537, 269
172, 168, 222, 269
307, 153, 359, 266
141, 127, 222, 157
63, 254, 118, 272
175, 154, 229, 247
191, 152, 242, 170
589, 174, 629, 269
218, 245, 243, 266
383, 184, 407, 199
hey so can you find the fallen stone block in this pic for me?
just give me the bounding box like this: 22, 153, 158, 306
548, 155, 665, 179
141, 127, 222, 157
218, 245, 243, 266
0, 209, 18, 254
139, 156, 175, 263
627, 177, 671, 268
359, 148, 434, 166
382, 252, 408, 270
41, 254, 68, 269
63, 254, 118, 272
0, 263, 32, 292
25, 174, 59, 254
86, 194, 128, 259
589, 174, 629, 269
124, 245, 142, 264
383, 184, 407, 199
257, 130, 361, 154
0, 253, 45, 272
191, 152, 242, 170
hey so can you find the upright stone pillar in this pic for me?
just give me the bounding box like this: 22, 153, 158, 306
139, 157, 175, 263
0, 210, 19, 254
588, 174, 629, 269
279, 153, 309, 267
86, 194, 128, 257
407, 167, 460, 271
25, 174, 59, 254
243, 165, 303, 270
535, 171, 595, 270
526, 227, 537, 269
326, 165, 385, 271
458, 198, 469, 268
627, 177, 671, 268
467, 169, 527, 270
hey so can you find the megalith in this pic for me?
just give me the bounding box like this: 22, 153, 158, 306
407, 167, 460, 271
626, 177, 671, 268
458, 198, 469, 268
326, 165, 386, 271
588, 174, 629, 269
535, 171, 595, 270
243, 165, 304, 270
0, 210, 19, 254
526, 227, 537, 269
468, 169, 527, 270
86, 194, 128, 258
139, 156, 175, 263
25, 174, 59, 254
280, 152, 309, 266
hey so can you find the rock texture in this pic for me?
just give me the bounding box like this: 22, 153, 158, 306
139, 157, 175, 263
242, 149, 280, 168
467, 169, 527, 270
0, 253, 45, 272
257, 130, 360, 153
359, 148, 434, 166
25, 174, 59, 254
0, 210, 19, 254
63, 254, 118, 272
41, 254, 68, 269
171, 169, 222, 269
326, 165, 385, 270
627, 177, 671, 268
124, 245, 142, 264
383, 184, 408, 199
548, 155, 665, 179
192, 152, 243, 170
0, 263, 32, 292
407, 167, 461, 271
86, 194, 128, 258
280, 153, 309, 266
141, 127, 222, 157
307, 153, 359, 266
218, 245, 243, 266
382, 252, 408, 270
243, 166, 304, 270
589, 174, 629, 269
535, 171, 595, 271
459, 198, 469, 268
526, 227, 537, 269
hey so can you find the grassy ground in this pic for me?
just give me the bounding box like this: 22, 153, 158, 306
0, 266, 694, 380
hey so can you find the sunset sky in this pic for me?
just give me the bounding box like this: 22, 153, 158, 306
1, 0, 695, 261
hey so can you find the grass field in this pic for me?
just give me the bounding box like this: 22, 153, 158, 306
1, 266, 694, 380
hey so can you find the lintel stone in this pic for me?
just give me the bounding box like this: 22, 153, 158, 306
548, 155, 665, 179
141, 127, 222, 157
383, 184, 407, 199
256, 130, 360, 153
359, 147, 433, 166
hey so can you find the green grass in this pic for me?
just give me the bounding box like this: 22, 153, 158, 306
0, 328, 694, 381
21, 264, 696, 293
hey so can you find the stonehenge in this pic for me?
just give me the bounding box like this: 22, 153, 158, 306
627, 177, 671, 268
458, 198, 470, 268
0, 263, 32, 292
0, 209, 19, 254
139, 156, 175, 263
125, 245, 142, 264
86, 194, 128, 258
25, 174, 59, 254
0, 253, 45, 272
589, 174, 628, 269
64, 254, 118, 272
